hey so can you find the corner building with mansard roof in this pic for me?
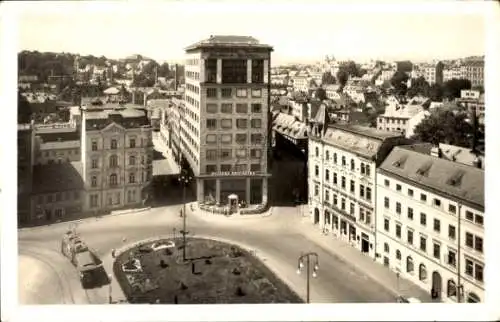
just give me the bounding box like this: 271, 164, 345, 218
307, 109, 411, 258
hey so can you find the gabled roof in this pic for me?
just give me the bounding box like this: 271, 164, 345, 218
379, 146, 484, 210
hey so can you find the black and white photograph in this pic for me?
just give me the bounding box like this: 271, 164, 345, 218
1, 1, 500, 321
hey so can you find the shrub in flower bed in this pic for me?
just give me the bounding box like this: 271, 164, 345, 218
113, 238, 303, 304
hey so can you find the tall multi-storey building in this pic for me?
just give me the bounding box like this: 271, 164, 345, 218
423, 61, 444, 85
182, 35, 273, 209
376, 145, 484, 303
308, 117, 410, 258
461, 61, 484, 87
81, 104, 153, 212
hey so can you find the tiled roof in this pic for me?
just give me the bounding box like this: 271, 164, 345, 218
379, 146, 484, 209
272, 113, 308, 139
32, 161, 84, 194
84, 107, 149, 131
321, 126, 384, 159
330, 123, 403, 141
439, 143, 485, 169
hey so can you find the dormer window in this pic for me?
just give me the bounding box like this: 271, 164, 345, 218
416, 161, 432, 177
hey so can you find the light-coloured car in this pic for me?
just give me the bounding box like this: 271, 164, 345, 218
151, 241, 176, 252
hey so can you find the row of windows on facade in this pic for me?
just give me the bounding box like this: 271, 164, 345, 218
381, 248, 482, 302
38, 149, 79, 158
91, 138, 147, 151
90, 172, 149, 187
386, 239, 484, 288
378, 118, 408, 125
180, 139, 199, 166
325, 210, 373, 234
206, 118, 262, 130
36, 190, 80, 204
383, 200, 483, 254
179, 127, 199, 154
383, 178, 484, 226
205, 59, 264, 84
88, 190, 137, 207
186, 83, 200, 94
206, 102, 263, 114
314, 148, 372, 176
382, 229, 484, 287
206, 88, 263, 99
182, 115, 200, 138
185, 71, 200, 81
205, 133, 264, 145
205, 163, 262, 174
181, 103, 199, 122
91, 154, 149, 169
185, 94, 200, 109
314, 169, 373, 202
322, 196, 373, 227
206, 148, 262, 161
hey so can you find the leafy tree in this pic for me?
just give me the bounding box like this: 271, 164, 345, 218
336, 70, 349, 88
158, 62, 170, 78
390, 71, 409, 96
315, 87, 327, 101
407, 76, 430, 98
340, 61, 361, 77
411, 110, 473, 147
471, 85, 484, 94
428, 83, 444, 101
443, 78, 471, 100
321, 71, 336, 85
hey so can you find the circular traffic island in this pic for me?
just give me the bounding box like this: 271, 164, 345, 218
113, 238, 303, 304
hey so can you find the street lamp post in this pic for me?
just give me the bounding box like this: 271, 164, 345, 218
297, 252, 319, 303
178, 169, 192, 261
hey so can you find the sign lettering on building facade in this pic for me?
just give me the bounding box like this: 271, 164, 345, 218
210, 171, 256, 176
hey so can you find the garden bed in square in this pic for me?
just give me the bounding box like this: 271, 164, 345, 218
113, 237, 303, 304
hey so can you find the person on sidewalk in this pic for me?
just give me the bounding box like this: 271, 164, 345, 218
111, 248, 116, 258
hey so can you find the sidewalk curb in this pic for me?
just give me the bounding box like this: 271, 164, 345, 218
297, 220, 434, 302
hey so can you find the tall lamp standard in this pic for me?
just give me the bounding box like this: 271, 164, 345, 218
178, 169, 192, 261
297, 252, 319, 303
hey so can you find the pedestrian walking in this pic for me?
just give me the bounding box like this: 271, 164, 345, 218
111, 248, 116, 258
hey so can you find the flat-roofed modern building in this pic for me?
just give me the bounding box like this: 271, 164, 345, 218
182, 35, 273, 212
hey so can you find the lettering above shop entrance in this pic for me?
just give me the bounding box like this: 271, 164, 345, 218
210, 171, 256, 176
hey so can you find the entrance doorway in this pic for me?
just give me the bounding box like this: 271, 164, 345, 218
432, 271, 442, 300
361, 238, 370, 253
313, 208, 319, 224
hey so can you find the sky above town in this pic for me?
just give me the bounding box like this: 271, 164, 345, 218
14, 1, 489, 65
